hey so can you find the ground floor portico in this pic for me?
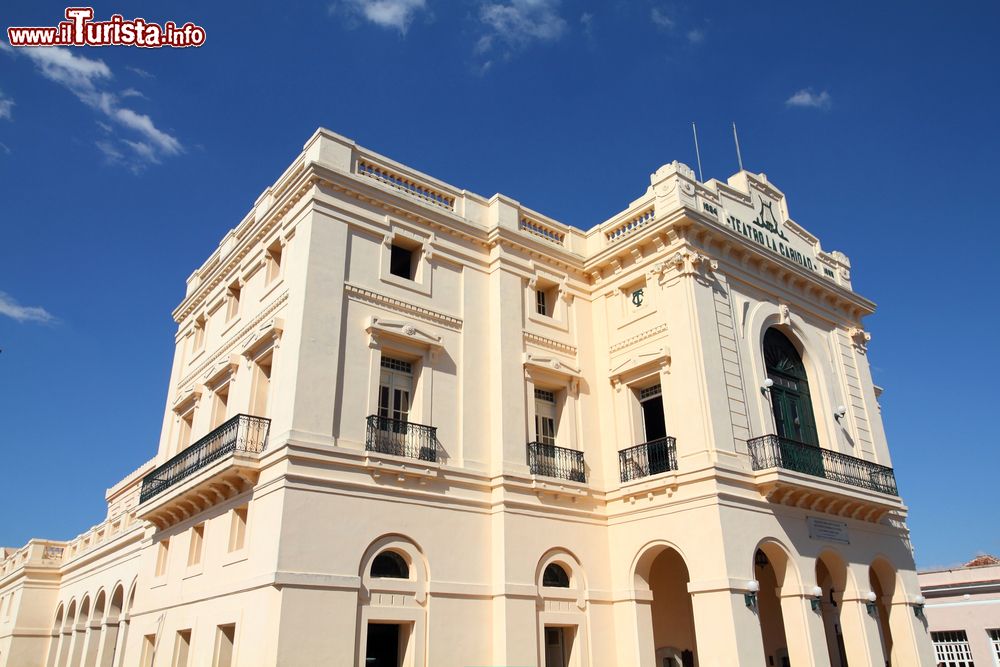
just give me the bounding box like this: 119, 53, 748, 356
106, 454, 935, 667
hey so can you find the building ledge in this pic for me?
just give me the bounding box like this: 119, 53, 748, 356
752, 467, 903, 523
137, 450, 260, 531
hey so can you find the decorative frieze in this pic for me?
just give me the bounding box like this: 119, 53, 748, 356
345, 283, 463, 331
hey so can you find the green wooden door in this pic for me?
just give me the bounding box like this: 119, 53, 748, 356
763, 329, 824, 477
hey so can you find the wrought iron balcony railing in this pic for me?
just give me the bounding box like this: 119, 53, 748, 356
140, 414, 271, 503
619, 436, 678, 482
747, 434, 898, 496
526, 441, 586, 483
365, 415, 439, 462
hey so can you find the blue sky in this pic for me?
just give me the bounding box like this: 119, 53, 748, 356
1, 1, 997, 568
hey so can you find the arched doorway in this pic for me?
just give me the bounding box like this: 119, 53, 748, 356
764, 328, 822, 475
869, 559, 897, 666
816, 554, 849, 667
635, 546, 697, 667
754, 545, 792, 667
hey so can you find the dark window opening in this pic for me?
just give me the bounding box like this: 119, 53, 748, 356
542, 563, 570, 588
371, 551, 409, 579
389, 244, 416, 280
365, 623, 400, 667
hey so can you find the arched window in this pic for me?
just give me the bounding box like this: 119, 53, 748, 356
370, 551, 409, 579
763, 329, 818, 446
542, 563, 570, 588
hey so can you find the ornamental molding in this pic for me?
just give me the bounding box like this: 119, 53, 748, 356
241, 316, 285, 363
178, 290, 289, 389
670, 249, 718, 276
366, 317, 443, 351
609, 323, 668, 354
609, 347, 671, 388
523, 331, 577, 356
344, 283, 462, 331
524, 353, 582, 378
847, 327, 871, 351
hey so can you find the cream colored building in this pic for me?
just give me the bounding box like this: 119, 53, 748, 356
0, 128, 937, 667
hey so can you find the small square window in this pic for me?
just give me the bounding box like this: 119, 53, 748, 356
534, 285, 557, 317
389, 244, 416, 280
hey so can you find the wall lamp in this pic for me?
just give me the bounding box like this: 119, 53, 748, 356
913, 595, 926, 619
834, 405, 847, 420
745, 580, 760, 608
810, 586, 823, 612
865, 591, 878, 614
760, 378, 774, 395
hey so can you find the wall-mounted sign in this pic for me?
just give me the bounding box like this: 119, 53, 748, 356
631, 288, 644, 307
807, 516, 850, 544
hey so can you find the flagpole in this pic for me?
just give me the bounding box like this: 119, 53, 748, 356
691, 122, 704, 182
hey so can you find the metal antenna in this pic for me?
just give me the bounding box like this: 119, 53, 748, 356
691, 122, 704, 182
732, 122, 745, 172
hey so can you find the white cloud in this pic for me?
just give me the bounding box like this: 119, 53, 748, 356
786, 88, 832, 109
338, 0, 427, 33
120, 87, 147, 99
580, 12, 594, 39
9, 47, 181, 168
477, 0, 567, 57
687, 28, 705, 43
650, 7, 675, 30
126, 66, 154, 79
0, 91, 13, 120
0, 292, 57, 324
0, 142, 11, 155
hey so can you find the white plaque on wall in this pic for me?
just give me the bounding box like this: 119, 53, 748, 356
807, 517, 849, 544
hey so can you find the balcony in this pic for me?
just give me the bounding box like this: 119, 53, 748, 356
526, 441, 586, 483
746, 434, 900, 522
619, 437, 678, 483
138, 415, 269, 529
365, 415, 439, 462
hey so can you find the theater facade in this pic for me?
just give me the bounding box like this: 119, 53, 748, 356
0, 129, 936, 666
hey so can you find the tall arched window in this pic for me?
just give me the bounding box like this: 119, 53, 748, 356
763, 329, 818, 446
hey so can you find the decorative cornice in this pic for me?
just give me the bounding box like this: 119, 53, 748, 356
523, 331, 577, 356
178, 291, 289, 389
344, 283, 462, 331
609, 323, 668, 354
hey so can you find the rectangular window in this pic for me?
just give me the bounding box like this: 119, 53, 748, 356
155, 539, 170, 577
177, 410, 194, 450
193, 315, 206, 351
213, 624, 236, 667
228, 506, 248, 552
536, 289, 547, 316
378, 356, 413, 424
211, 383, 230, 430
265, 240, 282, 284
250, 353, 272, 416
534, 388, 557, 446
172, 629, 191, 667
226, 282, 241, 321
187, 524, 204, 567
989, 629, 1000, 665
389, 243, 415, 280
932, 630, 975, 667
140, 634, 157, 667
